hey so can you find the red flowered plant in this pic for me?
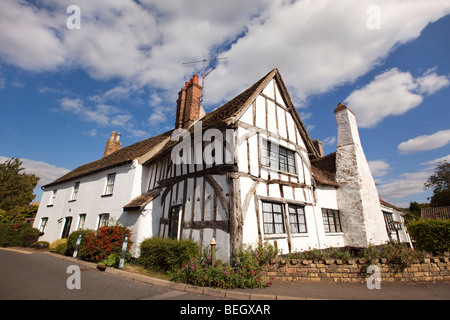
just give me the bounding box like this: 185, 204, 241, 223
81, 226, 133, 263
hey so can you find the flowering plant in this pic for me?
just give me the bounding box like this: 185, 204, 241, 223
81, 226, 132, 264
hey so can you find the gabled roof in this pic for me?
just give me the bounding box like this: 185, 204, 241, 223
45, 68, 325, 188
144, 68, 320, 166
43, 130, 173, 188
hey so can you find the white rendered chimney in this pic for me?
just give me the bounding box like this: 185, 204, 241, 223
334, 103, 389, 248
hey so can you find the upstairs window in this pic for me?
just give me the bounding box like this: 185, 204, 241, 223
48, 189, 57, 206
70, 182, 80, 201
103, 173, 116, 196
261, 139, 296, 174
39, 217, 48, 233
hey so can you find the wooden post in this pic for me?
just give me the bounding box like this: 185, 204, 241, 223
210, 237, 217, 266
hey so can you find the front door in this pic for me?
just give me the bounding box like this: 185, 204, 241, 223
61, 217, 72, 238
168, 206, 181, 240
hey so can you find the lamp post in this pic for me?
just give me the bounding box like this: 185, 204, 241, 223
210, 238, 216, 266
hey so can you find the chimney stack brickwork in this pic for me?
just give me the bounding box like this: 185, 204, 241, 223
175, 75, 205, 129
103, 131, 122, 157
334, 103, 389, 247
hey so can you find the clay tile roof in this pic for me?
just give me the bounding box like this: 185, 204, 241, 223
123, 188, 161, 211
43, 130, 173, 188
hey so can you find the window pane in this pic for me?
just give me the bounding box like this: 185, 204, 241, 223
272, 203, 282, 213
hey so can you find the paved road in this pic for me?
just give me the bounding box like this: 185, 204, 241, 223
1, 247, 449, 301
0, 248, 221, 300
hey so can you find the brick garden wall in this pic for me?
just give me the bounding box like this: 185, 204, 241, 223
262, 257, 450, 283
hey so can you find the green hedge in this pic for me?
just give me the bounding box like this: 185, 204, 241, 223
407, 219, 450, 255
0, 223, 40, 247
139, 237, 199, 273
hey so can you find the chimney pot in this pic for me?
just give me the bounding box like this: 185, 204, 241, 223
110, 131, 116, 140
116, 133, 121, 142
192, 75, 199, 84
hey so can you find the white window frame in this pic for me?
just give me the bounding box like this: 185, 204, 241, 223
103, 173, 116, 196
39, 217, 48, 233
70, 182, 80, 201
77, 213, 86, 230
98, 213, 110, 229
48, 189, 57, 206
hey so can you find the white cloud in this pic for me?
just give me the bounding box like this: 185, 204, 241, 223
377, 170, 431, 199
322, 136, 336, 146
1, 0, 449, 106
344, 68, 449, 128
0, 156, 70, 187
398, 129, 450, 154
368, 160, 391, 177
58, 97, 147, 137
206, 1, 450, 106
421, 154, 450, 166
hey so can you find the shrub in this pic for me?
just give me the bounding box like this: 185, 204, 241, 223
20, 227, 40, 247
169, 242, 274, 289
139, 237, 199, 273
49, 238, 68, 254
33, 241, 50, 250
66, 229, 94, 257
81, 226, 132, 263
407, 219, 450, 255
0, 223, 40, 247
380, 242, 425, 271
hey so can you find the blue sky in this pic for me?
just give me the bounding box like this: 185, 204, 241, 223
0, 0, 449, 207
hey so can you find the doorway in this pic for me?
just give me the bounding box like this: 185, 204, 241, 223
61, 217, 73, 238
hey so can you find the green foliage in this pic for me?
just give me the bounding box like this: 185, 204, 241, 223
169, 242, 278, 289
139, 237, 199, 273
33, 241, 50, 250
49, 238, 68, 254
66, 229, 93, 257
0, 223, 39, 247
407, 219, 450, 255
98, 253, 119, 267
424, 160, 450, 207
0, 158, 40, 223
81, 226, 132, 263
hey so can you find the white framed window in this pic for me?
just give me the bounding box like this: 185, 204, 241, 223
70, 182, 80, 201
98, 213, 110, 229
39, 217, 48, 233
261, 139, 296, 174
288, 205, 307, 233
103, 173, 116, 196
77, 213, 86, 230
262, 201, 285, 234
322, 208, 343, 233
48, 189, 57, 206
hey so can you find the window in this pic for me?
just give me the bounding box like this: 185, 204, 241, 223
98, 213, 110, 228
70, 182, 80, 201
261, 139, 296, 174
48, 189, 57, 206
262, 201, 285, 234
104, 173, 116, 196
288, 205, 307, 233
77, 214, 86, 230
39, 217, 48, 233
322, 208, 342, 233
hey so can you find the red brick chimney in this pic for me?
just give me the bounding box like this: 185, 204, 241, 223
103, 131, 122, 157
175, 75, 205, 129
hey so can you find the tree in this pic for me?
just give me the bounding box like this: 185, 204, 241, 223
424, 161, 450, 207
0, 158, 40, 223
